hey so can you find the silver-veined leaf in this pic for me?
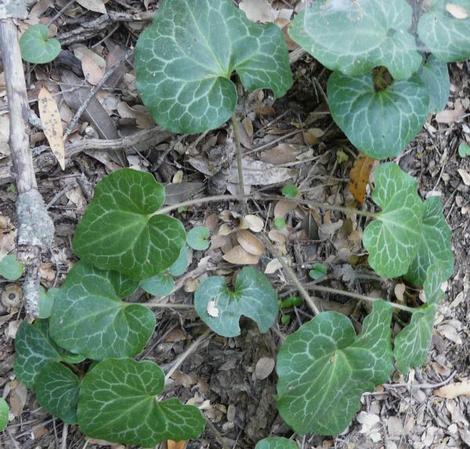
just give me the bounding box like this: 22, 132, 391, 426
78, 358, 206, 446
73, 169, 186, 279
49, 263, 155, 360
363, 163, 424, 278
277, 300, 393, 435
328, 72, 429, 159
194, 267, 278, 337
255, 437, 299, 449
135, 0, 293, 134
416, 56, 450, 113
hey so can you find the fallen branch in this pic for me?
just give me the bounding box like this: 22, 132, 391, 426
0, 14, 54, 317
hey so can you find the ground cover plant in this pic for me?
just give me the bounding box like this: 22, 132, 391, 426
3, 0, 467, 448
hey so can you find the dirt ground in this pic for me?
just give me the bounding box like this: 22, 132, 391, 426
0, 1, 469, 449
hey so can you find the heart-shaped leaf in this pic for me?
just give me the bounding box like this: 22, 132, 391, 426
405, 197, 453, 286
78, 358, 206, 446
14, 320, 79, 388
394, 263, 448, 374
363, 163, 424, 278
0, 254, 23, 281
290, 0, 421, 80
277, 300, 393, 435
194, 267, 278, 337
168, 245, 190, 277
19, 24, 61, 64
35, 361, 80, 424
140, 272, 175, 298
187, 226, 210, 251
49, 263, 155, 360
418, 0, 470, 62
135, 0, 293, 134
73, 169, 186, 279
255, 437, 299, 449
0, 399, 8, 432
328, 73, 429, 159
416, 56, 450, 113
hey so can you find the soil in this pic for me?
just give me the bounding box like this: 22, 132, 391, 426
0, 2, 469, 449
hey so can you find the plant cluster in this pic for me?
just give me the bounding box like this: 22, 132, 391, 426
13, 0, 464, 446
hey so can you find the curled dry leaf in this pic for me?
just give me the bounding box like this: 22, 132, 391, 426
274, 199, 297, 218
237, 230, 265, 256
445, 3, 469, 19
435, 380, 470, 399
223, 245, 260, 265
348, 154, 376, 204
38, 88, 65, 170
240, 214, 264, 233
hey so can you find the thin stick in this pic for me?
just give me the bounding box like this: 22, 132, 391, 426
260, 235, 320, 315
165, 329, 211, 381
61, 424, 68, 449
63, 50, 133, 141
306, 284, 416, 313
231, 113, 247, 211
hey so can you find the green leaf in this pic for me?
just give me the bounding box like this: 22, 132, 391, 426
0, 254, 24, 281
186, 226, 210, 251
19, 24, 61, 64
135, 0, 293, 134
73, 169, 186, 279
418, 0, 470, 62
416, 56, 450, 113
289, 0, 421, 80
194, 267, 278, 337
363, 163, 424, 278
38, 287, 58, 319
0, 398, 9, 431
15, 320, 64, 388
255, 437, 299, 449
328, 72, 429, 159
49, 263, 155, 360
281, 184, 299, 199
35, 361, 80, 424
423, 262, 449, 305
405, 197, 453, 287
140, 272, 175, 298
458, 142, 470, 158
308, 263, 327, 281
274, 217, 286, 230
394, 304, 436, 374
78, 358, 206, 446
168, 245, 190, 277
277, 300, 393, 436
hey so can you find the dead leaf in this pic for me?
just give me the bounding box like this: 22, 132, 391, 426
228, 158, 296, 186
237, 230, 265, 256
274, 199, 297, 218
303, 128, 324, 145
435, 100, 466, 124
167, 440, 188, 449
223, 245, 260, 265
435, 380, 470, 399
394, 283, 406, 302
240, 214, 264, 233
38, 88, 65, 170
348, 154, 376, 204
239, 0, 275, 22
9, 382, 28, 417
260, 143, 301, 165
74, 47, 106, 86
76, 0, 107, 14
457, 168, 470, 186
446, 3, 469, 19
255, 357, 275, 380
264, 258, 282, 274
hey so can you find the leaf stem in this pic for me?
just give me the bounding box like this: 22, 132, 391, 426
305, 284, 416, 313
140, 302, 194, 309
156, 193, 376, 218
231, 113, 247, 212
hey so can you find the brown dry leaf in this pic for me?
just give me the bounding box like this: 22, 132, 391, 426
237, 230, 265, 256
274, 199, 297, 218
167, 441, 188, 449
223, 245, 260, 265
228, 158, 296, 185
435, 100, 466, 124
9, 382, 28, 417
242, 117, 254, 137
445, 3, 469, 19
38, 88, 65, 170
240, 214, 264, 233
303, 128, 324, 145
435, 380, 470, 399
74, 47, 106, 85
260, 143, 301, 164
255, 357, 275, 380
394, 283, 406, 302
264, 258, 282, 274
348, 154, 376, 204
76, 0, 107, 14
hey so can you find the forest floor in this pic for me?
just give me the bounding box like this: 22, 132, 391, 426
0, 1, 469, 449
